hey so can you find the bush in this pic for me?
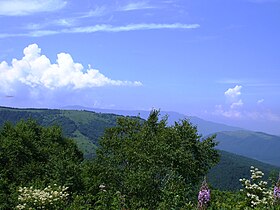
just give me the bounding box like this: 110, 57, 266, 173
0, 120, 83, 208
16, 184, 69, 209
240, 166, 273, 208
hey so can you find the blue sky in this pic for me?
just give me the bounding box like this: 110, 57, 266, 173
0, 0, 279, 134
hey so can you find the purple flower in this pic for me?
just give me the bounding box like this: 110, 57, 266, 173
198, 189, 210, 206
198, 177, 210, 209
274, 186, 280, 199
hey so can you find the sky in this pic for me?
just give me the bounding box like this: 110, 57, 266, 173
0, 0, 279, 134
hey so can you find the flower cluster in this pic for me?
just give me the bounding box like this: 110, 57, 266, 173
16, 184, 69, 209
198, 177, 210, 210
274, 186, 280, 199
240, 166, 273, 208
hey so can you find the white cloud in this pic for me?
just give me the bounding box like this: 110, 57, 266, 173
25, 18, 76, 31
29, 23, 200, 37
53, 18, 76, 27
0, 44, 142, 93
0, 23, 200, 38
80, 6, 107, 18
67, 23, 199, 33
213, 85, 244, 119
245, 111, 280, 121
225, 85, 242, 99
230, 99, 243, 109
217, 79, 243, 84
213, 86, 280, 122
0, 0, 67, 16
214, 105, 242, 118
214, 105, 280, 122
0, 33, 23, 39
119, 1, 156, 11
162, 0, 176, 3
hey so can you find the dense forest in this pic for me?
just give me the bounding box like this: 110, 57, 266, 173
1, 108, 280, 209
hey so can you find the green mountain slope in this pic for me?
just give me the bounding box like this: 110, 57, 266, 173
63, 105, 243, 136
0, 106, 119, 158
215, 130, 280, 167
208, 150, 279, 191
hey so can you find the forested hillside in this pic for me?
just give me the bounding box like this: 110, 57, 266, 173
215, 130, 280, 167
0, 106, 119, 158
209, 150, 279, 191
1, 106, 279, 191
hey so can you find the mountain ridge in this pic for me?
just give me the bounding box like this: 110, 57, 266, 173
214, 130, 280, 167
62, 105, 244, 136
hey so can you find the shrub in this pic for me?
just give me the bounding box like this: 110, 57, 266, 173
16, 184, 69, 209
240, 166, 273, 208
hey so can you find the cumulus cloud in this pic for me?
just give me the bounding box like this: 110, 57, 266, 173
0, 0, 67, 16
224, 85, 243, 115
0, 44, 142, 93
213, 85, 244, 119
225, 85, 242, 99
213, 85, 280, 122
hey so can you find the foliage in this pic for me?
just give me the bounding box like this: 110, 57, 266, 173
92, 110, 219, 209
209, 167, 280, 210
0, 120, 83, 209
2, 107, 280, 209
0, 107, 119, 157
208, 150, 279, 191
16, 184, 69, 209
240, 166, 273, 208
2, 106, 279, 191
208, 190, 245, 209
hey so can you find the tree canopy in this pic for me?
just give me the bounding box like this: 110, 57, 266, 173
0, 119, 83, 209
91, 110, 219, 209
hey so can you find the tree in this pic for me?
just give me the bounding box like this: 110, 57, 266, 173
0, 119, 83, 209
92, 110, 219, 209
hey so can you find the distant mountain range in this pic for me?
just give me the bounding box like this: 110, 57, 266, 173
62, 105, 243, 136
1, 105, 279, 190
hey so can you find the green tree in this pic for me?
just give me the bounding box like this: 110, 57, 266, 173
92, 110, 219, 209
0, 119, 83, 209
